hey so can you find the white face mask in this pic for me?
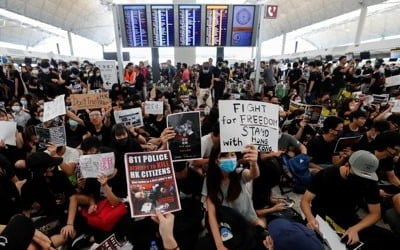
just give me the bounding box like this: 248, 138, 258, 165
96, 72, 101, 77
32, 69, 39, 75
12, 105, 21, 112
42, 67, 50, 74
58, 66, 63, 71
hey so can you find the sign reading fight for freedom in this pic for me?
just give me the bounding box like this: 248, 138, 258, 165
219, 100, 279, 152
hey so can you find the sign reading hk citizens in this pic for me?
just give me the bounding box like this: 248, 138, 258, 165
219, 100, 279, 153
265, 4, 278, 19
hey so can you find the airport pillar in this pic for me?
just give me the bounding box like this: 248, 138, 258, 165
281, 33, 286, 55
67, 31, 74, 56
174, 47, 196, 66
355, 3, 367, 46
112, 4, 125, 84
216, 47, 224, 62
152, 48, 161, 82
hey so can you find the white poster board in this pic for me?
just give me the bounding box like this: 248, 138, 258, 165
218, 100, 279, 152
114, 108, 144, 127
144, 101, 164, 115
392, 100, 400, 113
79, 152, 115, 178
96, 60, 118, 90
43, 94, 66, 122
385, 75, 400, 88
0, 121, 17, 146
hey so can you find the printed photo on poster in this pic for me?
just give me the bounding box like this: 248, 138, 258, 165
167, 111, 202, 161
305, 105, 323, 124
124, 151, 181, 218
219, 100, 279, 153
35, 126, 67, 149
114, 108, 144, 127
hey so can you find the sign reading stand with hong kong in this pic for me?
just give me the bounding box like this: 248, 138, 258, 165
218, 100, 279, 153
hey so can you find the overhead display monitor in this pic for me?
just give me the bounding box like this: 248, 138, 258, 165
391, 49, 400, 59
205, 5, 229, 46
231, 5, 255, 46
151, 5, 175, 47
178, 5, 201, 46
122, 5, 149, 47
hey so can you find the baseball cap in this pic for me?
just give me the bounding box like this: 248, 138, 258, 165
348, 150, 379, 181
27, 152, 63, 172
268, 218, 324, 250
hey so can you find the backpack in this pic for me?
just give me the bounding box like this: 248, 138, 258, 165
286, 154, 311, 194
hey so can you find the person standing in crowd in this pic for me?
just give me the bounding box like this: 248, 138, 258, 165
88, 67, 103, 91
306, 61, 323, 104
369, 64, 385, 94
212, 61, 227, 102
5, 62, 23, 98
287, 62, 302, 92
332, 56, 354, 95
263, 59, 278, 94
124, 63, 136, 85
196, 62, 213, 108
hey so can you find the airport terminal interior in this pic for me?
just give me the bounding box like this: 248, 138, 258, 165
1, 0, 400, 249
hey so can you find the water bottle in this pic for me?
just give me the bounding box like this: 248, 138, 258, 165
149, 241, 158, 250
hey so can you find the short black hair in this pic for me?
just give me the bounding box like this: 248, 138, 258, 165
322, 116, 343, 134
350, 110, 367, 121
371, 120, 390, 134
81, 136, 101, 152
339, 56, 346, 61
373, 132, 400, 152
293, 62, 299, 68
387, 114, 400, 127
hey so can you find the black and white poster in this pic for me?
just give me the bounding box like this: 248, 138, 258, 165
35, 126, 67, 149
167, 111, 202, 161
114, 108, 144, 128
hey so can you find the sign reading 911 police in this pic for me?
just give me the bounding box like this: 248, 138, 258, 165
218, 100, 279, 153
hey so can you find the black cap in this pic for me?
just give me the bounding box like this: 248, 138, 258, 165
27, 152, 63, 172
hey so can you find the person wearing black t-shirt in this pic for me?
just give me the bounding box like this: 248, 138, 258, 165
342, 110, 367, 137
88, 67, 104, 91
196, 62, 213, 108
306, 61, 322, 103
353, 120, 390, 152
37, 61, 59, 99
332, 56, 354, 95
307, 116, 346, 172
212, 61, 227, 103
301, 151, 398, 250
287, 62, 302, 92
369, 64, 385, 94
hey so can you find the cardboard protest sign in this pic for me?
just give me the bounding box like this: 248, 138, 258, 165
71, 92, 111, 110
114, 108, 144, 127
43, 95, 66, 122
167, 111, 202, 161
334, 135, 363, 153
219, 100, 279, 152
79, 152, 115, 178
144, 101, 164, 115
35, 126, 66, 149
125, 150, 181, 218
0, 121, 17, 146
94, 234, 122, 250
96, 60, 118, 90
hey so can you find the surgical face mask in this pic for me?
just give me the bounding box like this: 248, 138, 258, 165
11, 105, 21, 112
39, 117, 43, 123
89, 73, 94, 77
21, 100, 28, 107
69, 120, 78, 127
41, 67, 50, 74
96, 72, 101, 77
32, 69, 39, 75
58, 66, 63, 71
219, 158, 237, 173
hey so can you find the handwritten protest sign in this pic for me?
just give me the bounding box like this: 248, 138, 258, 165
0, 121, 17, 146
114, 108, 144, 127
385, 75, 400, 88
79, 152, 115, 178
144, 101, 164, 115
96, 60, 118, 90
35, 126, 66, 149
125, 150, 181, 217
218, 100, 279, 152
43, 95, 66, 122
71, 92, 111, 110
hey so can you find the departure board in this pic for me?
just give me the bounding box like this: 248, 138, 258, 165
179, 5, 201, 46
231, 5, 255, 46
122, 5, 149, 47
205, 5, 229, 46
151, 5, 175, 47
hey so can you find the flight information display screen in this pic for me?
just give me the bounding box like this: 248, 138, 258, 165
179, 5, 201, 46
122, 5, 149, 47
151, 5, 175, 47
205, 5, 229, 46
231, 5, 255, 46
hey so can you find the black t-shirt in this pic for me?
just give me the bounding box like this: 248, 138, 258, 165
353, 133, 373, 152
288, 68, 302, 85
38, 72, 59, 98
88, 76, 103, 90
361, 67, 373, 84
332, 66, 346, 90
0, 154, 20, 224
66, 124, 87, 148
84, 121, 111, 146
370, 71, 384, 94
308, 167, 380, 228
342, 124, 365, 137
377, 157, 394, 181
307, 135, 335, 164
198, 70, 213, 89
176, 168, 204, 198
308, 71, 322, 93
135, 73, 145, 91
